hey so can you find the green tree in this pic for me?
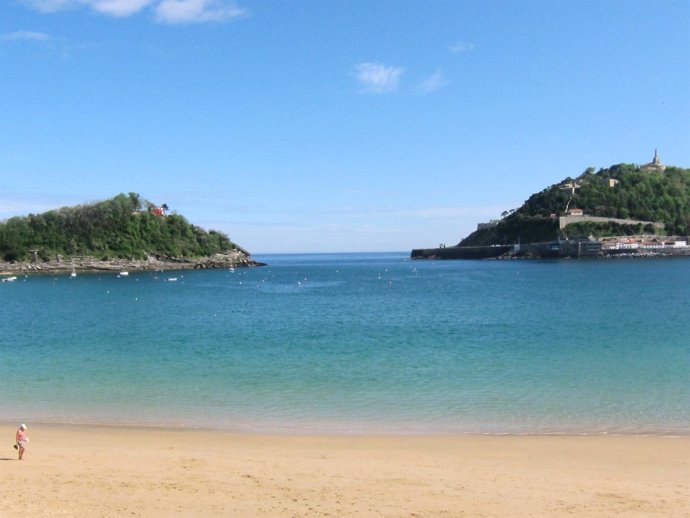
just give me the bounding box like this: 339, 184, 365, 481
0, 193, 237, 262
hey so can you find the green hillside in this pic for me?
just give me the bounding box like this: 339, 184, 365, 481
460, 163, 690, 246
0, 193, 239, 262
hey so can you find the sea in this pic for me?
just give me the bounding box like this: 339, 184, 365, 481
1, 252, 689, 435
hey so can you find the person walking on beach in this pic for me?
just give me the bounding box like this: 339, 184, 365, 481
15, 424, 28, 460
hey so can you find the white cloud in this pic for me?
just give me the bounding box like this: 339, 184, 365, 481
315, 204, 507, 223
408, 206, 504, 219
0, 193, 85, 219
1, 31, 50, 42
155, 0, 247, 23
21, 0, 74, 13
354, 62, 404, 94
449, 42, 475, 53
20, 0, 248, 23
22, 0, 153, 15
417, 70, 448, 94
89, 0, 154, 17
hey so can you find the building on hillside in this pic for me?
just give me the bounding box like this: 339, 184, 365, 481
559, 181, 581, 194
601, 236, 688, 251
477, 220, 499, 230
641, 149, 666, 172
608, 178, 619, 187
567, 208, 584, 217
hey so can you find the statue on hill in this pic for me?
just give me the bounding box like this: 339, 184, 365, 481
641, 149, 666, 172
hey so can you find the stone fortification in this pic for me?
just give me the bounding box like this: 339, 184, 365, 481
558, 215, 664, 230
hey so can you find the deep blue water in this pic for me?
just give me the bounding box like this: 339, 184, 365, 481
2, 253, 689, 434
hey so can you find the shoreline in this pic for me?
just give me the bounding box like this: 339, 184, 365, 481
0, 250, 266, 276
411, 242, 690, 260
1, 423, 688, 516
4, 419, 690, 439
2, 418, 689, 438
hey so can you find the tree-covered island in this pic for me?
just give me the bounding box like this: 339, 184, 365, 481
0, 192, 264, 274
412, 154, 690, 259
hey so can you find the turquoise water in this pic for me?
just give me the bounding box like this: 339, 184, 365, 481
2, 253, 689, 435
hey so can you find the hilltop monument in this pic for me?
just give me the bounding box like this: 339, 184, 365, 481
641, 149, 666, 172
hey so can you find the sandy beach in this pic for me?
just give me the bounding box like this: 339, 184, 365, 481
0, 424, 688, 517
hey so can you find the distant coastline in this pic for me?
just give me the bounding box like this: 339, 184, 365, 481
411, 236, 690, 260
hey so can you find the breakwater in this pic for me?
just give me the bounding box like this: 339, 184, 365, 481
411, 239, 690, 260
410, 245, 514, 260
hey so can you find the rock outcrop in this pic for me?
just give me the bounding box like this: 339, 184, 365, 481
0, 249, 265, 275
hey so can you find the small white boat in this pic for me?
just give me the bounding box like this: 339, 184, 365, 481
118, 271, 129, 277
167, 277, 178, 282
2, 276, 17, 283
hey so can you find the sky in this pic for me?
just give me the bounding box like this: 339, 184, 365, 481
1, 0, 689, 253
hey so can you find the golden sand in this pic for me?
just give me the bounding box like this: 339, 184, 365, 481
1, 424, 688, 517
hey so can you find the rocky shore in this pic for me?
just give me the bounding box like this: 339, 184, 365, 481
0, 249, 266, 276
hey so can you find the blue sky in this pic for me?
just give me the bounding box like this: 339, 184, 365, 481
2, 0, 689, 253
